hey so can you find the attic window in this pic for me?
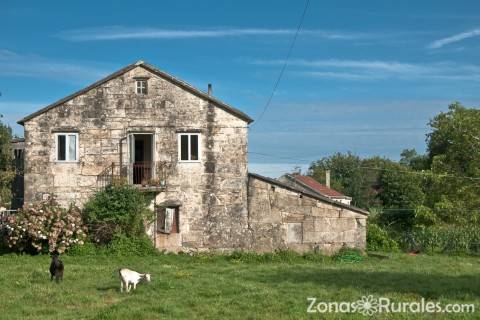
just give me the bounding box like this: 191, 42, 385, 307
136, 80, 148, 94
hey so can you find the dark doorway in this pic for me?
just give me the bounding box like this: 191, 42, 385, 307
132, 134, 153, 184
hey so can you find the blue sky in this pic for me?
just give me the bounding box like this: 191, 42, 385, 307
1, 1, 480, 177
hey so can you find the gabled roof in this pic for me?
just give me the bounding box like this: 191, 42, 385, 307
249, 172, 368, 216
18, 60, 253, 125
288, 174, 350, 199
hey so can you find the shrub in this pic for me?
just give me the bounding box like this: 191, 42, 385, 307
68, 240, 99, 256
83, 185, 153, 244
106, 234, 157, 256
399, 225, 480, 255
0, 229, 12, 254
4, 199, 87, 254
367, 223, 399, 252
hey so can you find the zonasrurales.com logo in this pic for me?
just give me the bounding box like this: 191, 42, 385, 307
355, 295, 379, 316
307, 296, 475, 315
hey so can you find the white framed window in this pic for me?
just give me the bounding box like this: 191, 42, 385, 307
55, 133, 78, 162
178, 133, 200, 162
136, 80, 148, 94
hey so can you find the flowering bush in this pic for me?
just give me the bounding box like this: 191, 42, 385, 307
5, 199, 87, 254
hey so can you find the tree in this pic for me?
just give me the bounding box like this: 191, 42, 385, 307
309, 153, 367, 207
309, 153, 405, 210
425, 102, 480, 224
0, 116, 14, 208
400, 149, 429, 171
376, 162, 425, 228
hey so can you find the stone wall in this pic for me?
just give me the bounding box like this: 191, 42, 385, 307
22, 64, 250, 251
247, 174, 367, 254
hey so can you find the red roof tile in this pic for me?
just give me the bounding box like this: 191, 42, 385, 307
291, 174, 347, 198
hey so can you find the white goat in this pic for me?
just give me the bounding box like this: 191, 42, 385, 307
118, 268, 151, 293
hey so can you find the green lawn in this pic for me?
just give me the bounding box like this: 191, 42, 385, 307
0, 253, 478, 319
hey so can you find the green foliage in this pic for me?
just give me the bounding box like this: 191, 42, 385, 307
4, 199, 87, 254
0, 229, 12, 254
332, 247, 365, 262
106, 234, 157, 256
68, 235, 158, 257
427, 102, 480, 176
301, 251, 328, 263
226, 249, 326, 264
0, 117, 14, 207
83, 185, 153, 244
309, 152, 368, 207
400, 148, 429, 171
228, 250, 297, 263
399, 225, 480, 255
367, 223, 399, 252
309, 153, 424, 217
423, 102, 480, 225
376, 162, 425, 229
67, 240, 99, 256
413, 205, 438, 227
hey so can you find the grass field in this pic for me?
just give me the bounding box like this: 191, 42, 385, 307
0, 252, 478, 319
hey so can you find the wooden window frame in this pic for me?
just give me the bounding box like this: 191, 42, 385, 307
55, 132, 78, 163
177, 133, 201, 163
156, 206, 180, 234
136, 80, 148, 95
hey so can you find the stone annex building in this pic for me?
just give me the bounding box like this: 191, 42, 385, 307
16, 61, 368, 253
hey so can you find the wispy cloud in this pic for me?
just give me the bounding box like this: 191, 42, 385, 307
429, 28, 480, 49
0, 49, 109, 83
56, 26, 368, 41
253, 58, 480, 81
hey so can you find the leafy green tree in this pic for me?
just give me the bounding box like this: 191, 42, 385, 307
400, 149, 429, 171
0, 116, 14, 208
376, 162, 425, 228
427, 102, 480, 176
309, 153, 366, 207
309, 153, 408, 210
425, 102, 480, 224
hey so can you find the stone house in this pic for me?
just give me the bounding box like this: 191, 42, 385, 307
16, 60, 368, 253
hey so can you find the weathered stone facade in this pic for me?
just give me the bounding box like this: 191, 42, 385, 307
19, 61, 368, 253
248, 174, 367, 254
21, 61, 251, 251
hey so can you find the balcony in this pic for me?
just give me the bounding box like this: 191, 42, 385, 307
96, 161, 169, 192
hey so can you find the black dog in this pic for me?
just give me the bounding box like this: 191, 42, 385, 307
49, 252, 64, 282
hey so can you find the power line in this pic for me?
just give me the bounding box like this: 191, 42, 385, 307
248, 151, 480, 181
250, 0, 310, 128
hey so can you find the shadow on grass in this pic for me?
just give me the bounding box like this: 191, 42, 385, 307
252, 268, 480, 300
